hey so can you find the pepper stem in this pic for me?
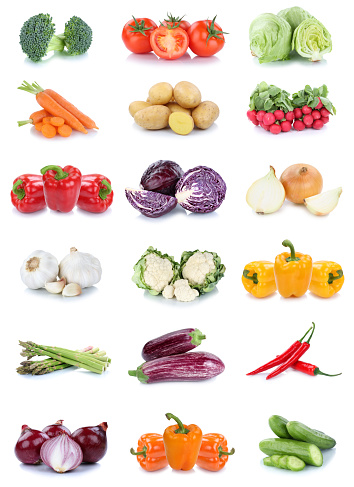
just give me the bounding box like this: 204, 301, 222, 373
99, 179, 112, 200
165, 413, 190, 435
218, 446, 235, 458
41, 165, 69, 180
315, 368, 342, 377
130, 446, 147, 458
306, 322, 316, 344
299, 326, 313, 343
12, 179, 25, 200
243, 270, 258, 284
328, 270, 343, 284
283, 239, 300, 262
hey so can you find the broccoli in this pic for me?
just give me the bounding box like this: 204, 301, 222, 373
59, 16, 93, 56
19, 13, 62, 62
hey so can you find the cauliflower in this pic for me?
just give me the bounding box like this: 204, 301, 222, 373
182, 251, 215, 285
173, 279, 199, 302
162, 284, 175, 299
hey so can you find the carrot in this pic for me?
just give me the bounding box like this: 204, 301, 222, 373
35, 122, 44, 132
42, 117, 53, 124
41, 124, 57, 138
44, 88, 99, 129
50, 117, 65, 127
18, 82, 88, 134
17, 109, 50, 127
58, 124, 73, 137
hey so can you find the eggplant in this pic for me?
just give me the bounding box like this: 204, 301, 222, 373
128, 352, 225, 383
142, 328, 206, 361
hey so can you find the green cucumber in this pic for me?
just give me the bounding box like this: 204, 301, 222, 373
269, 415, 293, 439
270, 455, 282, 467
286, 456, 306, 472
263, 457, 274, 467
286, 421, 336, 449
279, 455, 289, 469
259, 438, 323, 467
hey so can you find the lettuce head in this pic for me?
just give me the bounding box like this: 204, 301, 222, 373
277, 6, 313, 33
292, 18, 332, 61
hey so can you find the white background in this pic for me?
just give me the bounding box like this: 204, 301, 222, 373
1, 0, 351, 485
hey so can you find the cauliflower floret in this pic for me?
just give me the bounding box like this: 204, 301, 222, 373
144, 253, 173, 293
173, 279, 199, 302
162, 285, 175, 299
182, 252, 215, 286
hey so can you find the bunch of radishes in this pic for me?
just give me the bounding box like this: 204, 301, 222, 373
247, 109, 294, 134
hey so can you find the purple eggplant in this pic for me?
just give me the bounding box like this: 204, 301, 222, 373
128, 352, 225, 383
142, 328, 206, 361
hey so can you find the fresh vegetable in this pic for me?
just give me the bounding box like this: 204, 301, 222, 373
286, 456, 306, 471
122, 17, 157, 54
149, 82, 174, 105
259, 438, 323, 467
40, 433, 83, 473
196, 434, 235, 471
174, 81, 201, 108
304, 188, 342, 215
291, 360, 342, 377
128, 351, 225, 383
162, 279, 199, 302
76, 175, 113, 213
292, 85, 336, 115
180, 250, 225, 293
265, 455, 305, 471
142, 328, 206, 361
15, 425, 49, 464
53, 16, 93, 56
249, 14, 292, 63
277, 7, 312, 33
134, 105, 171, 129
129, 101, 152, 117
274, 240, 312, 298
59, 247, 102, 289
41, 165, 82, 212
11, 175, 46, 213
19, 13, 57, 62
188, 16, 227, 57
166, 102, 192, 115
286, 421, 336, 449
41, 124, 56, 138
42, 420, 71, 438
125, 188, 178, 218
263, 456, 274, 467
17, 109, 50, 127
175, 166, 226, 213
280, 164, 323, 203
309, 261, 344, 298
150, 25, 189, 60
62, 283, 82, 297
169, 112, 195, 135
249, 82, 293, 114
163, 413, 202, 471
242, 261, 277, 298
20, 250, 59, 289
269, 416, 292, 439
192, 101, 219, 129
131, 434, 168, 471
163, 14, 191, 32
140, 160, 184, 196
246, 166, 285, 214
71, 423, 108, 463
292, 18, 332, 62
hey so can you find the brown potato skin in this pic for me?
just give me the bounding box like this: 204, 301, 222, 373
174, 82, 202, 109
129, 101, 152, 117
192, 101, 220, 129
134, 106, 171, 130
165, 102, 192, 115
148, 83, 174, 105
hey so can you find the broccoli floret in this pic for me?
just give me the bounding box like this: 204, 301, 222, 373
61, 16, 93, 56
19, 13, 58, 62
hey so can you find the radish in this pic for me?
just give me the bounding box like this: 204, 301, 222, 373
270, 124, 281, 134
320, 107, 331, 117
251, 119, 259, 126
247, 110, 257, 121
312, 110, 321, 120
313, 120, 324, 130
294, 108, 302, 119
293, 120, 305, 131
274, 110, 285, 121
315, 99, 323, 110
303, 114, 314, 126
281, 121, 292, 132
302, 105, 312, 115
256, 110, 266, 122
285, 111, 295, 122
263, 112, 276, 126
321, 116, 329, 124
263, 123, 270, 131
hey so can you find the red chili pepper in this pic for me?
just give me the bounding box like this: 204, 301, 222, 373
292, 361, 342, 377
41, 165, 82, 213
266, 323, 316, 380
246, 326, 313, 376
76, 174, 114, 213
11, 174, 46, 213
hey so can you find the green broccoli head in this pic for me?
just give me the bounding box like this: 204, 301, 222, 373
63, 16, 93, 55
20, 13, 56, 62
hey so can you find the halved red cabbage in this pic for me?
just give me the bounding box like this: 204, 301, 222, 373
175, 166, 226, 213
140, 160, 184, 196
125, 188, 177, 218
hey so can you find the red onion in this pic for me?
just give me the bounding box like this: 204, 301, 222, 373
40, 433, 83, 473
15, 424, 50, 464
71, 422, 108, 463
42, 420, 71, 438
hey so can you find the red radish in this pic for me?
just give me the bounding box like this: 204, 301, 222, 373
293, 120, 305, 131
321, 116, 329, 124
285, 111, 295, 122
256, 110, 266, 122
305, 124, 313, 128
281, 121, 292, 132
251, 119, 259, 126
274, 110, 284, 121
320, 107, 331, 117
262, 123, 270, 131
302, 105, 312, 115
315, 99, 323, 109
263, 112, 276, 125
270, 124, 281, 134
303, 114, 314, 126
294, 108, 303, 119
312, 110, 321, 120
247, 110, 257, 121
313, 120, 324, 130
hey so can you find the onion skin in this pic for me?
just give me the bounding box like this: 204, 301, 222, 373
15, 425, 50, 465
71, 422, 108, 463
42, 420, 71, 438
280, 164, 323, 204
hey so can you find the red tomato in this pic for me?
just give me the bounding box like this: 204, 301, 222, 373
122, 17, 157, 54
188, 16, 227, 57
163, 14, 191, 32
150, 25, 189, 60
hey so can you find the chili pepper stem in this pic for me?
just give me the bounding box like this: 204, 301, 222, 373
307, 322, 316, 343
299, 326, 313, 342
315, 369, 342, 377
165, 413, 190, 435
282, 239, 300, 262
218, 446, 235, 458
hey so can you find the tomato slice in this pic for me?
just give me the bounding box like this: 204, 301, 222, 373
150, 26, 189, 60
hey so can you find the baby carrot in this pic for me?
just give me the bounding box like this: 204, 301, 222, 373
35, 122, 44, 132
50, 117, 65, 127
58, 124, 73, 137
42, 117, 53, 124
41, 124, 57, 138
17, 109, 50, 127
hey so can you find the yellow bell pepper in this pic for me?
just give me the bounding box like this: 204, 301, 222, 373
242, 261, 277, 298
274, 240, 312, 298
309, 261, 344, 298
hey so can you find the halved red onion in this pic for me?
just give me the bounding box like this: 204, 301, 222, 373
15, 425, 50, 464
71, 422, 108, 463
40, 433, 83, 473
42, 420, 71, 438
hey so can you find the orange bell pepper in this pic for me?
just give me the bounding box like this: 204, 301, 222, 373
163, 413, 202, 471
274, 240, 312, 297
196, 433, 235, 471
242, 261, 276, 298
130, 433, 168, 471
309, 261, 344, 298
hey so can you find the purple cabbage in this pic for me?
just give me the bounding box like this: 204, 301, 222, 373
175, 166, 227, 213
125, 188, 177, 218
140, 160, 184, 196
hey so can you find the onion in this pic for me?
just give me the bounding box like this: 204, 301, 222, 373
42, 420, 71, 438
40, 433, 83, 473
71, 422, 108, 463
280, 164, 323, 204
304, 187, 342, 216
246, 166, 285, 214
15, 425, 50, 464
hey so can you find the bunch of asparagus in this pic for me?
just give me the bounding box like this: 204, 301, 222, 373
17, 341, 111, 375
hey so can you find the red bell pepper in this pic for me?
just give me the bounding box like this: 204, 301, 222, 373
41, 165, 82, 213
76, 174, 113, 213
11, 174, 46, 213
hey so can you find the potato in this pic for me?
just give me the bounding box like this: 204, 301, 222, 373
134, 106, 171, 130
165, 102, 192, 115
129, 101, 152, 117
174, 81, 202, 109
148, 82, 174, 105
192, 101, 220, 129
169, 112, 194, 135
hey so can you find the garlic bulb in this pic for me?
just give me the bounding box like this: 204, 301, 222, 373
20, 250, 59, 289
59, 248, 102, 289
304, 187, 342, 216
246, 166, 285, 214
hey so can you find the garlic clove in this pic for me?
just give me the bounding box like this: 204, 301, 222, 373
45, 278, 66, 294
304, 187, 342, 216
62, 283, 82, 297
246, 166, 285, 214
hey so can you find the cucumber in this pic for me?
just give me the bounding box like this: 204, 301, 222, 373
269, 415, 293, 439
263, 457, 274, 467
279, 455, 289, 469
286, 421, 336, 449
270, 455, 282, 467
259, 438, 323, 467
286, 456, 306, 472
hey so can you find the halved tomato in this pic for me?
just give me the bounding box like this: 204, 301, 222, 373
150, 25, 189, 60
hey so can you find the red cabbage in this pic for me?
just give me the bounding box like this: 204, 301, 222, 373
140, 160, 184, 196
125, 188, 177, 218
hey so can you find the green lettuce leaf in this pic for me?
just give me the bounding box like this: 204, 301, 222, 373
292, 18, 332, 61
277, 7, 312, 33
180, 250, 226, 294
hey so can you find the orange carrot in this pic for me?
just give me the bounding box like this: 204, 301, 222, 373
58, 124, 73, 137
35, 122, 44, 132
42, 117, 53, 124
44, 88, 98, 129
18, 109, 50, 127
50, 117, 65, 127
41, 124, 57, 138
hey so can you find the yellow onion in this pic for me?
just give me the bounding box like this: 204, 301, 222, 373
246, 166, 285, 214
280, 164, 323, 203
